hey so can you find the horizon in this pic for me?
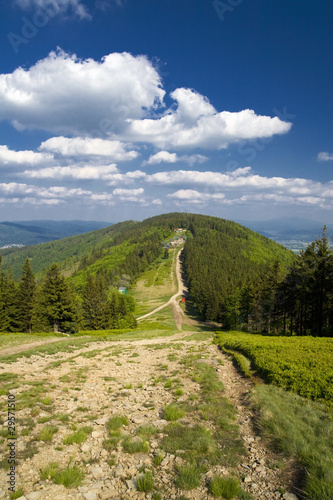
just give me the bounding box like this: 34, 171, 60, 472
0, 1, 332, 222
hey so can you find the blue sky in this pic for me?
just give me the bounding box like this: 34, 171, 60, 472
0, 0, 332, 223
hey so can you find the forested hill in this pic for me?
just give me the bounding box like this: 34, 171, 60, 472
180, 214, 296, 322
1, 211, 294, 288
180, 215, 333, 338
0, 212, 301, 334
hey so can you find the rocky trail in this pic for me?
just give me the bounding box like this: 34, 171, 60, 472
0, 332, 297, 500
0, 251, 298, 499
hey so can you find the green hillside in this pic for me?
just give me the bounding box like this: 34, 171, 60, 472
0, 213, 296, 334
1, 213, 294, 285
0, 220, 139, 280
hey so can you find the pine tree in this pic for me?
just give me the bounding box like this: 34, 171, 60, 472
18, 258, 36, 333
5, 270, 20, 332
82, 274, 110, 330
34, 263, 78, 333
0, 256, 10, 332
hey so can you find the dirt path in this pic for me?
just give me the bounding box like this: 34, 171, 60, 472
137, 249, 185, 327
0, 337, 67, 357
0, 332, 295, 500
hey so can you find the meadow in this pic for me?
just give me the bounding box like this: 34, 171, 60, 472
214, 331, 333, 407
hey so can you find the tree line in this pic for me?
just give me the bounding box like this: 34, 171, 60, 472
234, 228, 333, 337
183, 222, 333, 337
0, 257, 136, 334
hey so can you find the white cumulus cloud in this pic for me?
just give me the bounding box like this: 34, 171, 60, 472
145, 167, 333, 210
113, 187, 145, 202
0, 49, 165, 135
14, 0, 91, 20
318, 152, 333, 161
168, 189, 225, 204
39, 137, 138, 161
0, 145, 53, 166
126, 88, 292, 149
21, 163, 118, 180
144, 150, 208, 166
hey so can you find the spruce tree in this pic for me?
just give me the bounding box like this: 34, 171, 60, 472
82, 274, 110, 330
0, 256, 10, 332
18, 258, 36, 333
34, 263, 77, 333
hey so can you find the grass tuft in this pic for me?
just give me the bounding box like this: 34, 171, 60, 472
63, 426, 92, 445
175, 463, 204, 490
107, 414, 129, 431
208, 475, 241, 498
253, 384, 333, 500
40, 461, 84, 488
163, 403, 185, 421
136, 470, 154, 492
122, 437, 149, 454
37, 425, 58, 442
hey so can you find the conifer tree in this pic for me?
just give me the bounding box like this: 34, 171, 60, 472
18, 258, 36, 333
5, 270, 20, 332
0, 256, 10, 332
34, 263, 77, 333
82, 274, 110, 330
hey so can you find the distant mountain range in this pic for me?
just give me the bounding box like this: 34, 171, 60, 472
0, 217, 329, 252
0, 220, 112, 247
237, 218, 331, 252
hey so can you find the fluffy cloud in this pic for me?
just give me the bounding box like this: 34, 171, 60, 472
318, 152, 333, 161
146, 167, 333, 209
168, 189, 225, 204
0, 51, 292, 151
0, 181, 91, 199
39, 137, 138, 161
0, 181, 119, 206
14, 0, 91, 20
21, 163, 118, 180
0, 50, 164, 135
0, 145, 53, 165
126, 88, 292, 149
113, 187, 145, 202
22, 164, 148, 184
144, 150, 207, 166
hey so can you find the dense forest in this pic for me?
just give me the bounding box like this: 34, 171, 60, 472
182, 217, 333, 337
0, 257, 136, 333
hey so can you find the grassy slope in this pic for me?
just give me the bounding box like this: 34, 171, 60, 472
0, 221, 137, 279
130, 248, 178, 317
